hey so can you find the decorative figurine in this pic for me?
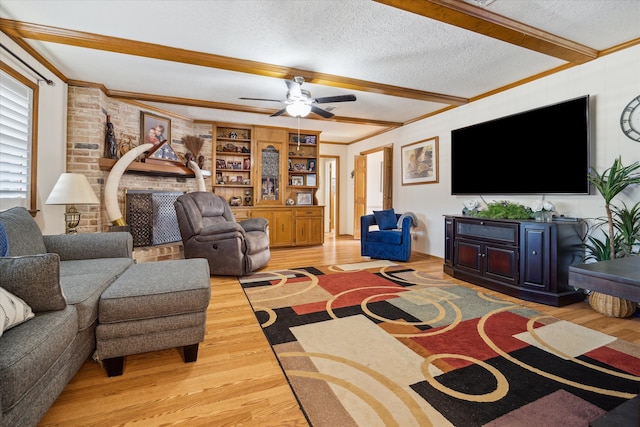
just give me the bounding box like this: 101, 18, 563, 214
105, 115, 118, 159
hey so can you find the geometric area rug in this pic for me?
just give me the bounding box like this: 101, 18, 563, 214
239, 264, 640, 427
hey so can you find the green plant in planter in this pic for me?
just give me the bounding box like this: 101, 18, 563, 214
466, 200, 532, 220
586, 156, 640, 261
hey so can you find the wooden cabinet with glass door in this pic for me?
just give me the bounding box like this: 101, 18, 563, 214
213, 124, 253, 206
254, 126, 288, 206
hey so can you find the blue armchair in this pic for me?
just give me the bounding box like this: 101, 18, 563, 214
361, 209, 412, 262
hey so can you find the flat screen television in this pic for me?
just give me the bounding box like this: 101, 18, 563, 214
451, 95, 591, 195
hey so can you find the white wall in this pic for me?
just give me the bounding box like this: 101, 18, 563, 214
346, 45, 640, 258
1, 33, 68, 234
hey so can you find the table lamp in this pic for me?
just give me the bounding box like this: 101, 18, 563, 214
45, 173, 100, 233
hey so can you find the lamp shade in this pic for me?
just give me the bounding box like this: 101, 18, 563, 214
45, 173, 100, 205
286, 103, 311, 117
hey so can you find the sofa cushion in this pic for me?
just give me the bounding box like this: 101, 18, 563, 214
0, 306, 77, 412
99, 259, 211, 324
44, 232, 133, 261
373, 208, 397, 230
60, 272, 120, 332
0, 254, 67, 312
0, 207, 47, 256
57, 258, 133, 330
0, 287, 34, 336
59, 258, 134, 278
365, 229, 403, 245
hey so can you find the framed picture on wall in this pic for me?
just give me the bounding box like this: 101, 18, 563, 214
141, 112, 171, 146
401, 136, 439, 185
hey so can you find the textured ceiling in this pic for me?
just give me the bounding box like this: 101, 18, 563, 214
1, 0, 639, 142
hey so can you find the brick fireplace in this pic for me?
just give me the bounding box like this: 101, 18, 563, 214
65, 86, 213, 262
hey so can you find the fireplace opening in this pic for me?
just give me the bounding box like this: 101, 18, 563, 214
125, 190, 184, 247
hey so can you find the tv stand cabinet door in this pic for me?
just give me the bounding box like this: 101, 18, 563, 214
454, 238, 483, 275
520, 223, 555, 291
444, 217, 454, 269
484, 243, 519, 286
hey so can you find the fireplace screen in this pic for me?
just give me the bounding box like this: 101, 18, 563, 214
125, 190, 184, 247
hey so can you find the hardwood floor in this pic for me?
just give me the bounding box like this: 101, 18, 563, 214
38, 235, 640, 426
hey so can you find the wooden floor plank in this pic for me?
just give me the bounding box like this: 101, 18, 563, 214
37, 235, 640, 426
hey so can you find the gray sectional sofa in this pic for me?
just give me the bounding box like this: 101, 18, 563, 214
0, 207, 134, 426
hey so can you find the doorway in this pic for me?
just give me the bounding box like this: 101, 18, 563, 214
319, 156, 339, 237
353, 146, 393, 239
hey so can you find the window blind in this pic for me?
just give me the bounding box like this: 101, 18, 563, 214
0, 70, 33, 210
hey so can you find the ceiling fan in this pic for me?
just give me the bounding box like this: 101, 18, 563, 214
240, 76, 356, 118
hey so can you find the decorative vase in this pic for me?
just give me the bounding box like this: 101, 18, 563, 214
534, 211, 553, 222
588, 291, 637, 318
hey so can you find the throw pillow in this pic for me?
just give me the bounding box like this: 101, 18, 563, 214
0, 253, 67, 312
0, 286, 35, 336
373, 208, 397, 230
0, 222, 8, 256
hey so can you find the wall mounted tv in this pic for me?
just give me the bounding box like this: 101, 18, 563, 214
451, 95, 591, 195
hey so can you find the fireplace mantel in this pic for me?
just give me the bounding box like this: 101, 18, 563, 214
98, 158, 195, 178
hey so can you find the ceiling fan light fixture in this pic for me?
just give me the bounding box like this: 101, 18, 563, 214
286, 103, 311, 117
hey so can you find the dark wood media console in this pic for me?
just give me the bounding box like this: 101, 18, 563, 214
444, 215, 586, 306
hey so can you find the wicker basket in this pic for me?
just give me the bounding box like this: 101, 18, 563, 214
588, 291, 637, 318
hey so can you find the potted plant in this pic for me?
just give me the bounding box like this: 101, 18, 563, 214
586, 156, 640, 260
584, 156, 640, 317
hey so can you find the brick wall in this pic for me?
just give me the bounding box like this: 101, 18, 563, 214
66, 85, 213, 235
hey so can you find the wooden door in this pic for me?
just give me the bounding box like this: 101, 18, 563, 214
329, 161, 335, 231
353, 154, 367, 239
382, 146, 393, 210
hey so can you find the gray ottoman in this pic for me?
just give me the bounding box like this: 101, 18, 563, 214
95, 258, 210, 376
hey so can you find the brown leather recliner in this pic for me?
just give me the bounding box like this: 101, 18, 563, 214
174, 192, 270, 276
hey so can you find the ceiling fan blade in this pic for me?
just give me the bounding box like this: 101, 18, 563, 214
285, 78, 303, 98
270, 108, 287, 117
311, 105, 334, 118
239, 97, 283, 103
314, 94, 357, 104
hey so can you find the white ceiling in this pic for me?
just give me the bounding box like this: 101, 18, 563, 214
1, 0, 639, 143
